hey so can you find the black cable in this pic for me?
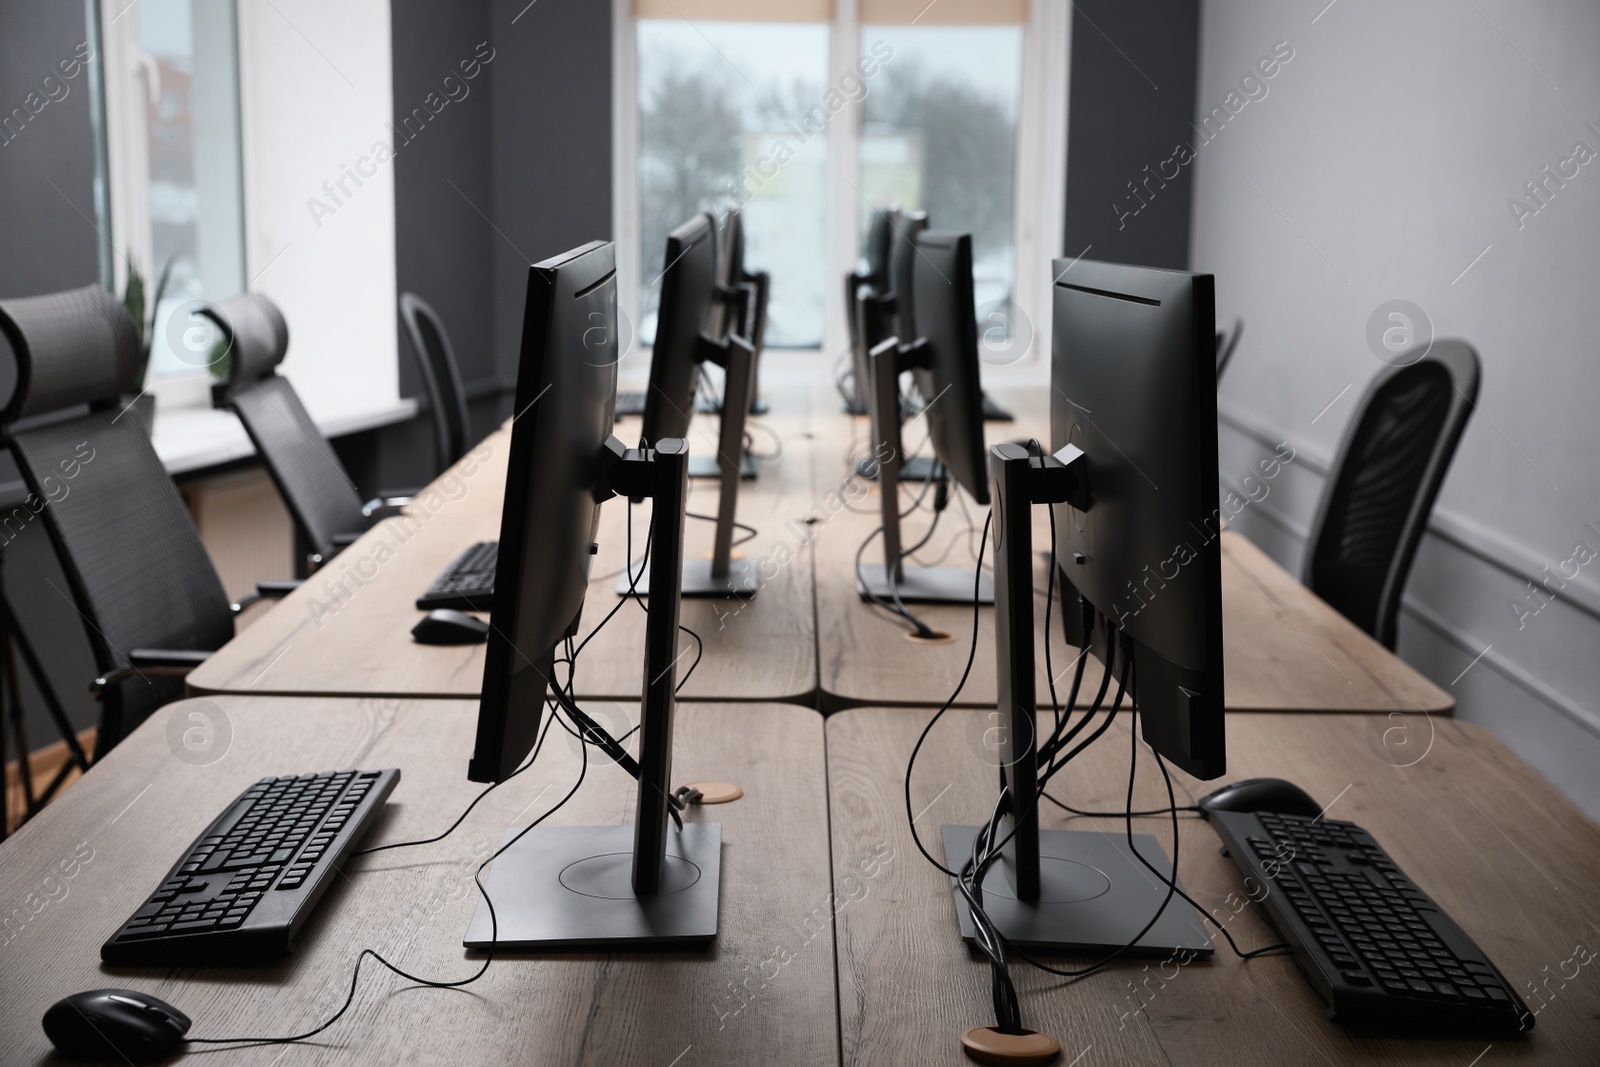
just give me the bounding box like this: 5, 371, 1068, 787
853, 525, 937, 640
355, 707, 558, 858
744, 422, 783, 461
187, 702, 589, 1049
901, 512, 992, 880
687, 510, 758, 549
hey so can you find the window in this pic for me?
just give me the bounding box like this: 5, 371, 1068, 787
617, 0, 1064, 367
635, 20, 830, 348
99, 0, 246, 398
857, 25, 1023, 324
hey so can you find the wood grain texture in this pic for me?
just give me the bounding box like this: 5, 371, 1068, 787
827, 705, 1600, 1066
0, 697, 836, 1066
188, 390, 825, 703
813, 386, 1453, 715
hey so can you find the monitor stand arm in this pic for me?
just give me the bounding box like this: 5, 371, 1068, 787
603, 437, 691, 894
687, 333, 759, 481
857, 337, 993, 605
465, 437, 723, 949
939, 443, 1210, 956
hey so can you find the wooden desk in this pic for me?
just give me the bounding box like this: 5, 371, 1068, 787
0, 697, 836, 1066
188, 391, 823, 704
827, 706, 1600, 1065
813, 388, 1453, 716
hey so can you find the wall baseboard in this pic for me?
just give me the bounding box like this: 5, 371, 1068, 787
1218, 409, 1600, 743
1218, 402, 1600, 622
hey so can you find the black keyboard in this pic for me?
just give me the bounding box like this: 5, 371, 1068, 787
1210, 809, 1532, 1038
614, 390, 646, 419
102, 769, 398, 966
416, 540, 497, 611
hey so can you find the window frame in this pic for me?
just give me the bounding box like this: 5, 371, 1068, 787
96, 0, 249, 411
612, 0, 1068, 378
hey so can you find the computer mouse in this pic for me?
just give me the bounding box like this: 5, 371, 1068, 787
43, 988, 190, 1062
411, 608, 489, 645
1198, 777, 1323, 819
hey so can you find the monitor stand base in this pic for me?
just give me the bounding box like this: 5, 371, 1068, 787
854, 454, 942, 483
619, 557, 759, 598
857, 563, 994, 605
689, 452, 759, 480
464, 824, 721, 950
940, 825, 1214, 956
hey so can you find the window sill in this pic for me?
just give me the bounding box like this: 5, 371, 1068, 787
153, 397, 419, 476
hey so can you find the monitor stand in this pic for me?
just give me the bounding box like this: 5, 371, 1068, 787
857, 336, 992, 606
467, 437, 721, 950
940, 443, 1210, 955
620, 336, 761, 600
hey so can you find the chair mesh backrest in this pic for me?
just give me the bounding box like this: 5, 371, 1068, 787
399, 292, 470, 474
203, 293, 366, 563
1305, 341, 1479, 649
0, 286, 234, 745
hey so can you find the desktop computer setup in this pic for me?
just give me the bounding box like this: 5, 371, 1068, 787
891, 258, 1534, 1056
417, 207, 766, 616
625, 210, 763, 599
855, 229, 996, 645
36, 239, 1537, 1060
51, 240, 731, 1058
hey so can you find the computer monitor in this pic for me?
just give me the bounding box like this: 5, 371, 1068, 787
858, 230, 993, 605
465, 239, 720, 948
939, 259, 1223, 956
633, 213, 760, 597
862, 207, 893, 292
843, 208, 897, 415
702, 205, 769, 416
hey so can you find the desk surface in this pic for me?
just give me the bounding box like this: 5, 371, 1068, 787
812, 386, 1454, 715
0, 697, 836, 1066
187, 393, 824, 703
827, 705, 1600, 1065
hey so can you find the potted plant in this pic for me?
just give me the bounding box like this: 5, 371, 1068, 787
117, 256, 173, 434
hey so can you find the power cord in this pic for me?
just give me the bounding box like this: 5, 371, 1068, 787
186, 693, 587, 1049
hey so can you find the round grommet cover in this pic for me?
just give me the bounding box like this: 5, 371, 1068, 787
684, 781, 744, 804
904, 630, 954, 645
959, 1026, 1062, 1066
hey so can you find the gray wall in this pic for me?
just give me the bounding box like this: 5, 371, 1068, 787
0, 1, 101, 297
1191, 2, 1600, 818
390, 0, 498, 446
487, 0, 613, 389
1063, 0, 1199, 269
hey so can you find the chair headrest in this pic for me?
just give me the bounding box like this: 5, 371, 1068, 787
199, 292, 289, 392
0, 285, 142, 423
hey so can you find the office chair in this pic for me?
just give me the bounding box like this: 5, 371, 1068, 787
0, 286, 292, 761
1216, 318, 1243, 381
398, 292, 471, 476
1303, 340, 1479, 650
201, 293, 407, 575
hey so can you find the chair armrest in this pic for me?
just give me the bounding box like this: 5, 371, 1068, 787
362, 495, 414, 520
232, 579, 300, 613
92, 649, 212, 695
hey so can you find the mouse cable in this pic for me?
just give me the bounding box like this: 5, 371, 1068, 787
187, 701, 590, 1050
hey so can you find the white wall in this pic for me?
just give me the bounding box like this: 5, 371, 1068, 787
237, 0, 398, 418
1191, 1, 1600, 817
